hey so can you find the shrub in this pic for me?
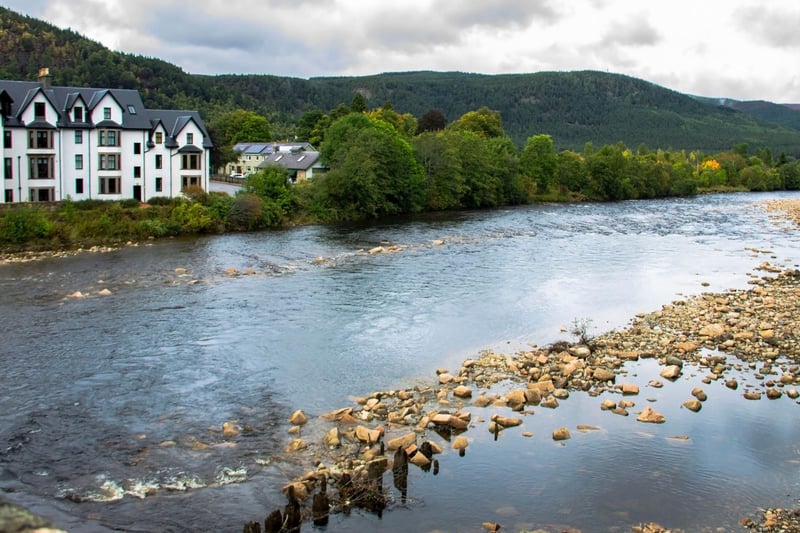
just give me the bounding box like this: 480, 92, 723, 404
170, 202, 219, 233
0, 208, 53, 244
119, 198, 141, 209
227, 193, 264, 231
182, 185, 208, 204
146, 196, 176, 206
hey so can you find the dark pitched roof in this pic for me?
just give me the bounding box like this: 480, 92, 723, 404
258, 150, 321, 171
0, 79, 211, 147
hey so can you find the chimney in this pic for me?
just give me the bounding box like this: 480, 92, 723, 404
37, 67, 51, 88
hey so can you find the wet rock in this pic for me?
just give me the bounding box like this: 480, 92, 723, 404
453, 385, 473, 398
726, 379, 739, 390
600, 399, 616, 411
323, 427, 340, 448
552, 388, 570, 399
621, 383, 639, 395
451, 436, 468, 452
683, 399, 702, 412
540, 396, 559, 409
743, 391, 762, 400
552, 427, 571, 441
491, 415, 523, 428
659, 365, 681, 380
691, 388, 708, 401
787, 388, 799, 399
699, 323, 726, 338
766, 388, 782, 399
289, 410, 308, 426
386, 432, 416, 451
284, 439, 307, 453
637, 406, 665, 424
648, 380, 664, 388
355, 425, 382, 444
592, 368, 616, 382
473, 395, 492, 407
222, 421, 240, 438
611, 407, 629, 416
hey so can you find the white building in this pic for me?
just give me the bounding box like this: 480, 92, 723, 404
0, 70, 213, 203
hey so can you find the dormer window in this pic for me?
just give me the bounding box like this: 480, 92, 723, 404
34, 102, 45, 120
186, 133, 194, 145
155, 132, 163, 144
103, 107, 111, 120
73, 107, 83, 122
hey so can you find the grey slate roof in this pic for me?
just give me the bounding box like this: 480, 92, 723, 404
0, 79, 212, 148
257, 150, 320, 171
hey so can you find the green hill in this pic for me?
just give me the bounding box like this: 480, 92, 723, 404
2, 6, 800, 155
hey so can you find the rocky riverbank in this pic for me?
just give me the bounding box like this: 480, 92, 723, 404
251, 199, 800, 533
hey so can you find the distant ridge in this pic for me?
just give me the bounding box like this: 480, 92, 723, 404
2, 6, 800, 154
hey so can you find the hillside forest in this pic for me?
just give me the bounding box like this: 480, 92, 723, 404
1, 6, 800, 249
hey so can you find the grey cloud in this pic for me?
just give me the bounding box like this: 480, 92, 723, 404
442, 0, 561, 29
600, 17, 660, 47
735, 6, 800, 48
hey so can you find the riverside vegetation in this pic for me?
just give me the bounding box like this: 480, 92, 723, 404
3, 103, 800, 256
237, 199, 800, 533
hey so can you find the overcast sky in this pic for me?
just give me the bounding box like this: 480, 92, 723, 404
4, 0, 800, 103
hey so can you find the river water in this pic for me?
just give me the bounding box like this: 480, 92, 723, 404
1, 192, 800, 532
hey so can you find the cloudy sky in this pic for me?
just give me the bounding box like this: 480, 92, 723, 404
4, 0, 800, 102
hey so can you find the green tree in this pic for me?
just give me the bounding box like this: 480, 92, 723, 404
209, 109, 272, 146
319, 114, 424, 218
242, 164, 293, 216
351, 92, 368, 113
556, 150, 589, 194
450, 107, 505, 138
296, 109, 325, 143
413, 131, 466, 210
415, 109, 447, 135
521, 134, 557, 193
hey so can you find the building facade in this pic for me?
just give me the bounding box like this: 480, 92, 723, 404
1, 70, 213, 204
228, 142, 324, 182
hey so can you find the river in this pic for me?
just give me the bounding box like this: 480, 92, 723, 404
1, 192, 799, 532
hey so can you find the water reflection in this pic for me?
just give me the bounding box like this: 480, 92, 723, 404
1, 192, 799, 532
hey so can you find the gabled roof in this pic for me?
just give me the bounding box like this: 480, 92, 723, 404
0, 79, 209, 140
148, 109, 213, 149
257, 150, 321, 171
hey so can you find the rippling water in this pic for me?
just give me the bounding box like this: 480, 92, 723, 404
1, 192, 800, 532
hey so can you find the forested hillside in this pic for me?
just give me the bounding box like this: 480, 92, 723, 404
2, 6, 800, 154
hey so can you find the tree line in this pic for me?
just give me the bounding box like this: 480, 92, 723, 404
2, 102, 798, 250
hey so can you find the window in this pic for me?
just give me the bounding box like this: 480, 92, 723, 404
98, 129, 120, 146
4, 158, 11, 180
75, 154, 83, 170
75, 178, 84, 194
181, 176, 200, 189
99, 176, 121, 194
30, 187, 54, 202
133, 166, 141, 178
155, 154, 162, 169
99, 153, 121, 170
75, 130, 83, 144
73, 107, 83, 122
127, 105, 137, 115
186, 133, 193, 145
155, 132, 163, 144
103, 107, 111, 120
34, 102, 45, 119
181, 153, 200, 170
28, 130, 54, 149
155, 177, 163, 192
3, 131, 11, 149
4, 190, 12, 203
134, 142, 141, 155
29, 156, 54, 179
